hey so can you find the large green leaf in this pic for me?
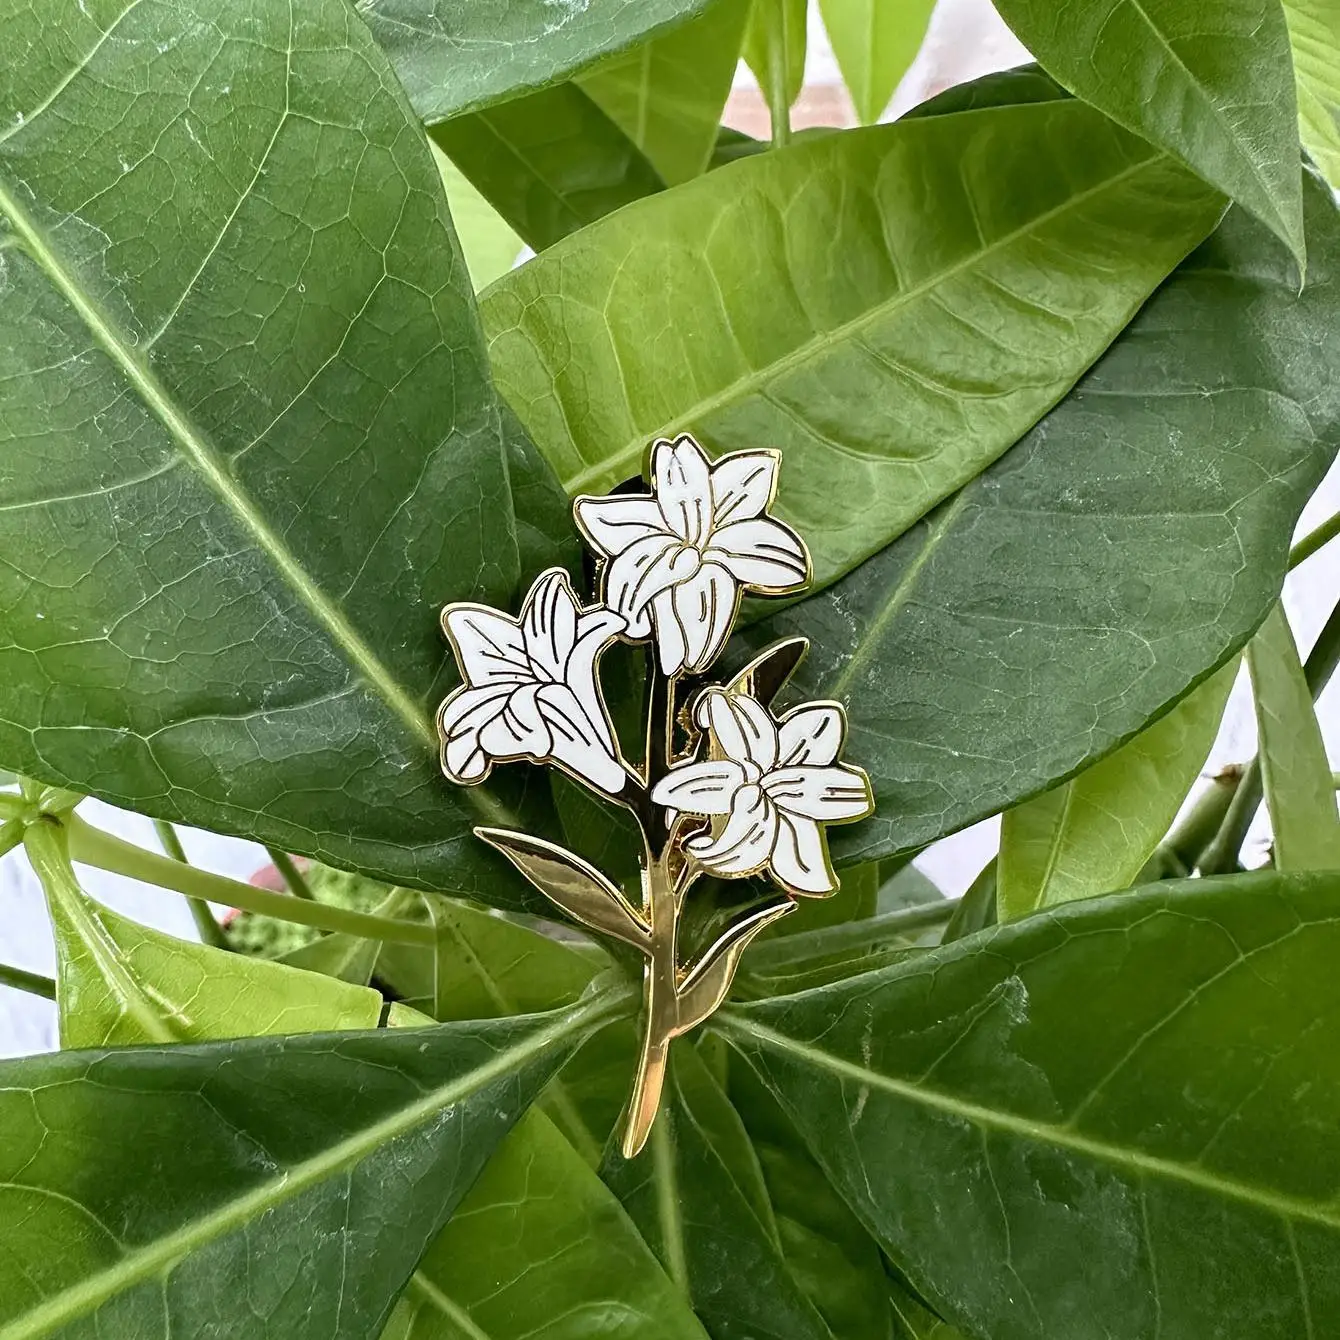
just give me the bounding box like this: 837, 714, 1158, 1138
720, 871, 1340, 1339
482, 97, 1223, 591
602, 1044, 834, 1340
579, 0, 751, 184
819, 0, 937, 123
0, 0, 548, 902
997, 660, 1236, 918
0, 995, 621, 1338
356, 0, 718, 124
1286, 0, 1340, 188
740, 173, 1340, 867
433, 151, 523, 290
386, 1107, 709, 1340
1247, 603, 1340, 869
431, 84, 664, 253
992, 0, 1305, 267
25, 821, 381, 1047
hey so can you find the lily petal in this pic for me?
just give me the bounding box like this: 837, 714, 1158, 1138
707, 518, 809, 591
686, 783, 777, 876
574, 495, 669, 557
649, 586, 689, 676
672, 560, 737, 674
763, 764, 874, 822
521, 570, 579, 682
443, 605, 530, 687
770, 813, 836, 894
535, 684, 625, 795
709, 451, 776, 527
650, 760, 746, 815
606, 533, 693, 635
479, 682, 550, 760
776, 703, 846, 767
565, 606, 626, 698
699, 688, 778, 771
437, 684, 512, 783
653, 434, 713, 547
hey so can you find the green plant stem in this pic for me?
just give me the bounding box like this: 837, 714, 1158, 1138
265, 846, 314, 899
65, 813, 436, 947
1289, 507, 1340, 570
767, 62, 792, 148
153, 819, 231, 951
1201, 599, 1340, 874
745, 899, 952, 971
0, 960, 56, 1000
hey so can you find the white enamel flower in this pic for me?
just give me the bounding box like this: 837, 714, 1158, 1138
574, 434, 809, 677
437, 568, 627, 796
650, 688, 874, 895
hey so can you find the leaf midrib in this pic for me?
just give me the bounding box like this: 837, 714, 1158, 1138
0, 173, 512, 830
554, 139, 1175, 493
1, 997, 619, 1340
718, 1011, 1340, 1231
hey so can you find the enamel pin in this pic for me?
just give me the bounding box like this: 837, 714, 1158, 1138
437, 434, 874, 1157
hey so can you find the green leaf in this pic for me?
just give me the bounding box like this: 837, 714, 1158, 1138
992, 0, 1305, 268
25, 821, 381, 1047
998, 660, 1236, 919
579, 0, 752, 184
0, 993, 622, 1338
503, 404, 586, 588
769, 859, 880, 937
720, 870, 1340, 1339
886, 1282, 966, 1340
602, 1044, 834, 1340
0, 0, 548, 903
358, 0, 720, 125
744, 0, 809, 119
741, 172, 1340, 868
1286, 0, 1340, 188
819, 0, 937, 123
482, 96, 1224, 592
1248, 603, 1340, 869
385, 1104, 707, 1340
433, 150, 523, 290
431, 84, 664, 253
730, 1061, 897, 1338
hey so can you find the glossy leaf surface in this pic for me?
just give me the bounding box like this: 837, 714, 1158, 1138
819, 0, 937, 123
580, 0, 751, 184
1286, 0, 1340, 188
1247, 603, 1340, 869
997, 661, 1235, 918
388, 1108, 709, 1340
434, 152, 523, 290
722, 871, 1340, 1339
0, 0, 543, 901
0, 1001, 612, 1338
992, 0, 1305, 265
742, 176, 1340, 866
356, 0, 717, 124
483, 98, 1223, 591
431, 84, 663, 253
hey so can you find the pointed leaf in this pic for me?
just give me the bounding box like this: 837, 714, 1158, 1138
998, 660, 1236, 918
720, 871, 1340, 1339
0, 997, 621, 1338
476, 827, 652, 951
1248, 603, 1340, 869
579, 0, 752, 184
358, 0, 722, 125
992, 0, 1305, 266
744, 0, 809, 113
431, 84, 664, 253
742, 173, 1340, 868
482, 96, 1224, 592
388, 1107, 710, 1340
0, 0, 550, 902
602, 1045, 833, 1340
677, 898, 795, 1033
25, 821, 381, 1048
1286, 0, 1340, 188
820, 0, 937, 123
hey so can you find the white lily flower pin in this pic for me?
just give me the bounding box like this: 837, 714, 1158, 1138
437, 568, 627, 796
651, 687, 874, 895
575, 434, 809, 676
